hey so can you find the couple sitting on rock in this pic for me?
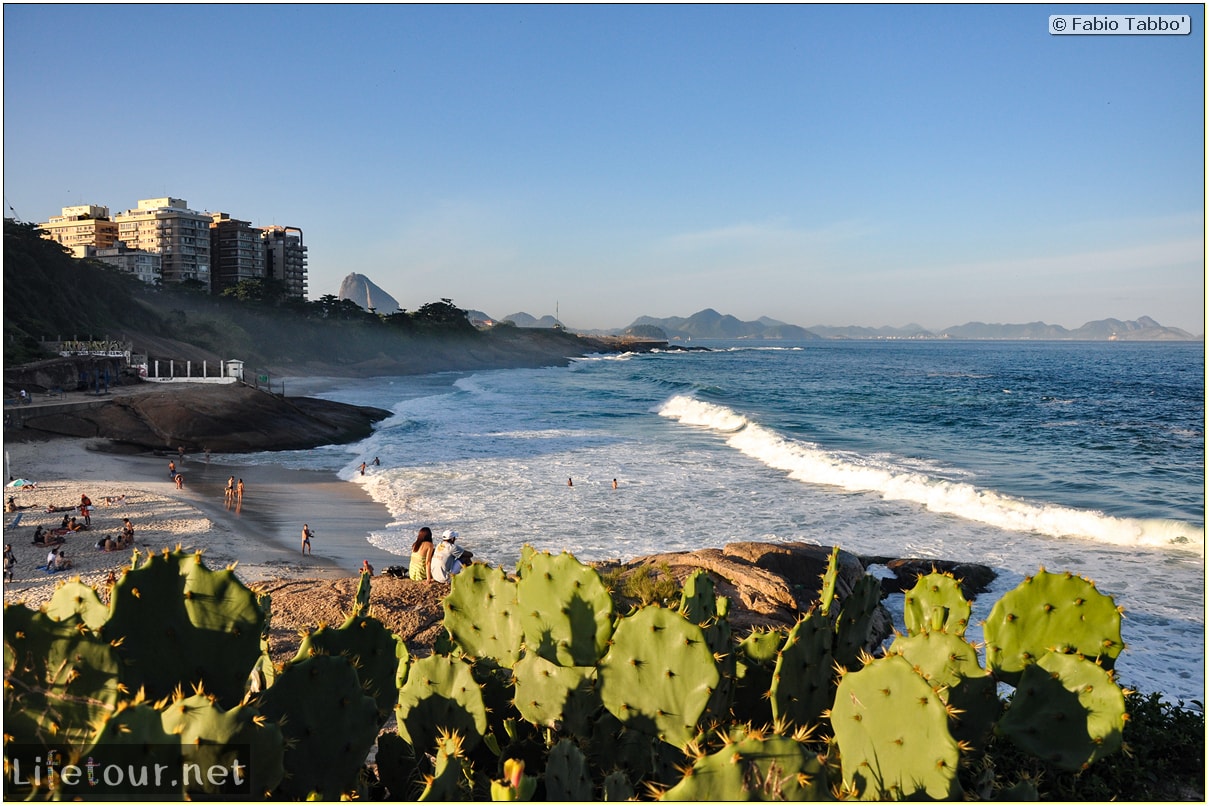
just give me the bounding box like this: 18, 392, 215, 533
408, 528, 474, 583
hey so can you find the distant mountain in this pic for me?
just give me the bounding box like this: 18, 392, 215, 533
942, 316, 1197, 341
807, 324, 936, 339
337, 273, 401, 313
502, 312, 564, 328
629, 309, 820, 340
621, 310, 1196, 341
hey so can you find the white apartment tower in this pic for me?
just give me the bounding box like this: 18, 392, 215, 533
113, 198, 211, 288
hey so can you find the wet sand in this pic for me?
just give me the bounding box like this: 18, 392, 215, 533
2, 437, 403, 608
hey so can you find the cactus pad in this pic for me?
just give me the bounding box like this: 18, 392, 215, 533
984, 569, 1124, 685
517, 550, 614, 667
995, 651, 1126, 772
830, 654, 962, 800
902, 571, 972, 637
598, 605, 719, 749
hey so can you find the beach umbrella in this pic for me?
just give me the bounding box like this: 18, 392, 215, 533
6, 479, 35, 488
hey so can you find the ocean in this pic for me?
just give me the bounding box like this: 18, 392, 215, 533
233, 339, 1205, 705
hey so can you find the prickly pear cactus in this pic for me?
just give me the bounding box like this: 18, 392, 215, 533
44, 579, 110, 630
770, 610, 834, 729
660, 729, 831, 801
889, 630, 1000, 750
490, 756, 538, 801
418, 728, 476, 801
102, 549, 266, 708
598, 605, 720, 749
293, 612, 406, 723
819, 546, 841, 615
600, 769, 635, 801
830, 654, 962, 801
733, 627, 786, 726
517, 550, 615, 668
444, 562, 524, 667
511, 651, 599, 738
902, 571, 972, 637
3, 606, 121, 750
375, 731, 422, 800
832, 574, 883, 672
678, 569, 735, 721
353, 567, 372, 617
984, 568, 1124, 685
158, 690, 286, 798
396, 654, 489, 756
544, 737, 594, 801
258, 653, 380, 800
995, 651, 1126, 772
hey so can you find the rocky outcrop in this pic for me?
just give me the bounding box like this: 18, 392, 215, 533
265, 542, 996, 661
337, 273, 401, 314
861, 555, 998, 599
14, 383, 390, 452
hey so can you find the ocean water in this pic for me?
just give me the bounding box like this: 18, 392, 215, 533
233, 340, 1205, 704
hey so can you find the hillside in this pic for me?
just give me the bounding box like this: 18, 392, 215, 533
2, 219, 615, 377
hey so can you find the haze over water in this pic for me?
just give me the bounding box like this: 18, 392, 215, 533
244, 339, 1204, 705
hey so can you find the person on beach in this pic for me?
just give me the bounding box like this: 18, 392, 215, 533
169, 460, 176, 478
178, 446, 185, 463
360, 462, 367, 476
361, 559, 374, 576
5, 497, 16, 513
431, 530, 472, 583
204, 448, 211, 464
301, 524, 313, 555
4, 544, 15, 582
80, 494, 92, 525
174, 473, 184, 490
237, 479, 245, 503
120, 518, 134, 548
408, 527, 435, 581
225, 476, 235, 500
46, 547, 58, 570
54, 549, 72, 572
373, 457, 380, 466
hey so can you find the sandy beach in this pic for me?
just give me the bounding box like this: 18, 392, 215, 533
2, 437, 407, 611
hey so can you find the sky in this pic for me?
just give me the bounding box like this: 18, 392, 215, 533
3, 4, 1204, 333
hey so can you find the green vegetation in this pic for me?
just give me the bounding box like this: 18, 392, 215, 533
3, 218, 596, 369
7, 548, 1200, 800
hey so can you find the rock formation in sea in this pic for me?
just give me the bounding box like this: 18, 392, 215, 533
337, 273, 402, 314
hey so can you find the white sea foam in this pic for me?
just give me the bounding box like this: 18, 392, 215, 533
658, 394, 1205, 555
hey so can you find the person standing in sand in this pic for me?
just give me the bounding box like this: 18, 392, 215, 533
301, 524, 313, 555
169, 459, 176, 478
236, 479, 245, 504
408, 527, 435, 581
225, 476, 235, 501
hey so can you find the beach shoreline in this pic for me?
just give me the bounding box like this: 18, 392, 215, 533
2, 436, 403, 609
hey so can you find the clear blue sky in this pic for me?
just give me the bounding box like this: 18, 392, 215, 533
4, 4, 1204, 332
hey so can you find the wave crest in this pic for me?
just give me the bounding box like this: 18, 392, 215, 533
657, 395, 1204, 554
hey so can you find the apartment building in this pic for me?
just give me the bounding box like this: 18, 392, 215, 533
262, 226, 308, 299
89, 241, 162, 285
113, 198, 211, 288
209, 213, 266, 294
39, 205, 119, 257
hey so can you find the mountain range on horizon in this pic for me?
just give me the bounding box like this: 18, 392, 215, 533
482, 308, 1201, 342
333, 275, 1200, 341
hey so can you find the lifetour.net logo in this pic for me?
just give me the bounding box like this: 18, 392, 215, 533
4, 744, 254, 799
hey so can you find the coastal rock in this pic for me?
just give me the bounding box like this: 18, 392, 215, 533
861, 555, 997, 599
601, 541, 894, 644
15, 383, 390, 452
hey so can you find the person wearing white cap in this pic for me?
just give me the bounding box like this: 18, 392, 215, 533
431, 529, 473, 583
